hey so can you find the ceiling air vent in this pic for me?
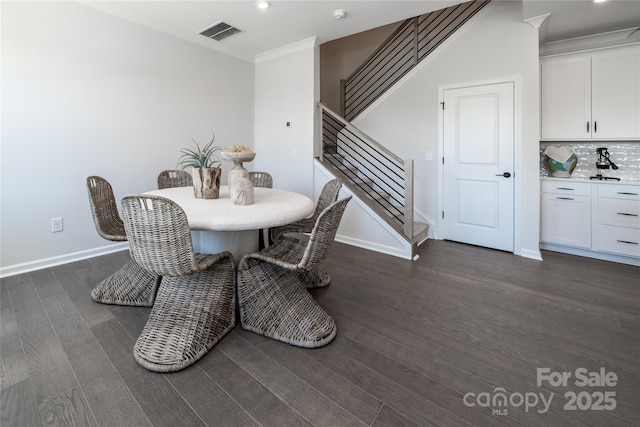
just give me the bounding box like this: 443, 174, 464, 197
199, 21, 243, 42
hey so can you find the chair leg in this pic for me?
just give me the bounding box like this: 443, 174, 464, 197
133, 255, 236, 372
237, 258, 336, 348
91, 260, 160, 307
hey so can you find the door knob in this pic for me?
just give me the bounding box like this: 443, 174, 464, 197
496, 172, 511, 178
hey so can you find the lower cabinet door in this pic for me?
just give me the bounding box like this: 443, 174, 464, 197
541, 194, 592, 248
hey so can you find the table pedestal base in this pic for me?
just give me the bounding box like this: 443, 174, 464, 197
192, 230, 258, 263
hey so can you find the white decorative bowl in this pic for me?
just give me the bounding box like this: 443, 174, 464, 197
220, 151, 255, 163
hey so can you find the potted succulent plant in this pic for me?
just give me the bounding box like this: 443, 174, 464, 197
177, 133, 222, 199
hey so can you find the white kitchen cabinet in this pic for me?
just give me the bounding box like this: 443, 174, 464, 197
540, 178, 640, 265
541, 44, 640, 140
596, 184, 640, 257
541, 182, 592, 248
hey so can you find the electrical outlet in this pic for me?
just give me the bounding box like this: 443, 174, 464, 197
286, 121, 293, 128
291, 149, 297, 158
425, 151, 433, 161
51, 217, 63, 233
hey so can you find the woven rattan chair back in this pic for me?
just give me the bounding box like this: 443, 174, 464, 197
297, 196, 351, 271
87, 176, 160, 307
313, 178, 342, 219
157, 169, 193, 189
249, 171, 273, 188
121, 195, 199, 277
268, 178, 343, 244
86, 176, 126, 241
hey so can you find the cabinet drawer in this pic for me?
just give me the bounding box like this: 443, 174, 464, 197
598, 184, 640, 200
598, 199, 640, 228
597, 224, 640, 257
541, 181, 592, 196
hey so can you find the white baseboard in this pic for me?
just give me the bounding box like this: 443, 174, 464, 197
0, 243, 128, 278
540, 243, 640, 266
520, 248, 543, 261
335, 234, 412, 260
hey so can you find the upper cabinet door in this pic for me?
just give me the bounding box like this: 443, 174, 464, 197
540, 44, 640, 141
540, 55, 591, 140
591, 45, 640, 140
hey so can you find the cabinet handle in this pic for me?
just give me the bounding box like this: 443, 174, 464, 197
594, 121, 597, 133
556, 187, 574, 190
616, 240, 638, 245
617, 212, 639, 217
617, 192, 639, 196
557, 197, 574, 200
586, 121, 590, 133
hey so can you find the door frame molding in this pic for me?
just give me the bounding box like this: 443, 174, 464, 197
437, 76, 522, 254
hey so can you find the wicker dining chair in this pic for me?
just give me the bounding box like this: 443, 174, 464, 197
86, 176, 160, 307
121, 195, 236, 372
270, 178, 342, 243
237, 196, 351, 348
268, 178, 342, 288
248, 171, 273, 249
248, 171, 273, 189
157, 169, 193, 189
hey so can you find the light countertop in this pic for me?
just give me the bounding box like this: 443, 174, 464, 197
540, 176, 640, 186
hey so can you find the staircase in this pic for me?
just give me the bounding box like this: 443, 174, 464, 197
320, 103, 428, 257
317, 1, 490, 258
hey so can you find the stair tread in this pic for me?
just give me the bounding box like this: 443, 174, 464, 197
413, 222, 429, 238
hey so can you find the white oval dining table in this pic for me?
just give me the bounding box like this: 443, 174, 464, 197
143, 186, 314, 262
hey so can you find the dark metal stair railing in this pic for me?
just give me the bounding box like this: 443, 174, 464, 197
340, 0, 490, 121
325, 1, 490, 244
320, 103, 414, 240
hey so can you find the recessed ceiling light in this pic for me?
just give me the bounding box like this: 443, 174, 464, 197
593, 0, 607, 3
256, 1, 271, 9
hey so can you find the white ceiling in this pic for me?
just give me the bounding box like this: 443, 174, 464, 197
524, 0, 640, 45
83, 0, 640, 62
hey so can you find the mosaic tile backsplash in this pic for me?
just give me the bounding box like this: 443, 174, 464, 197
540, 142, 640, 181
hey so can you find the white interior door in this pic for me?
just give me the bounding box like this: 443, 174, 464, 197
442, 82, 514, 252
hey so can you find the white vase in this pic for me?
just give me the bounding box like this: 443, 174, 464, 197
220, 151, 256, 205
230, 176, 254, 205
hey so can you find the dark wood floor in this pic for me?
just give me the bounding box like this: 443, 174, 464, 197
1, 240, 638, 426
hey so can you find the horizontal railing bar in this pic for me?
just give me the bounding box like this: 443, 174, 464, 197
344, 18, 413, 86
417, 3, 480, 60
324, 137, 405, 207
344, 33, 415, 100
418, 2, 460, 41
321, 104, 404, 165
345, 59, 414, 119
345, 44, 413, 99
322, 112, 406, 205
324, 115, 405, 184
417, 4, 448, 29
321, 154, 403, 222
342, 153, 402, 203
347, 24, 414, 86
343, 1, 488, 123
324, 134, 405, 194
335, 135, 405, 192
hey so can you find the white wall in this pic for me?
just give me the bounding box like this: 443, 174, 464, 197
253, 39, 318, 197
352, 1, 542, 259
0, 0, 545, 275
1, 1, 254, 274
